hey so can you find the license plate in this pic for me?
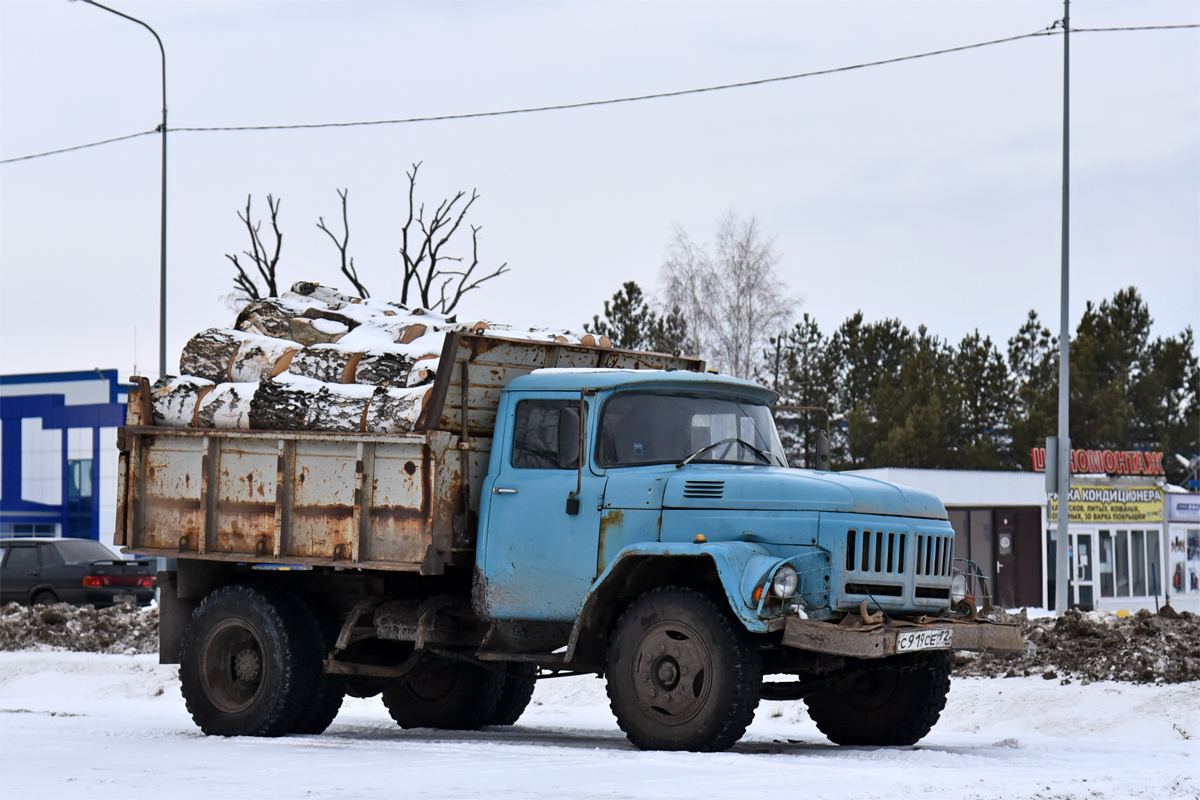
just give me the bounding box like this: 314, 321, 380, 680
115, 593, 137, 606
896, 628, 953, 653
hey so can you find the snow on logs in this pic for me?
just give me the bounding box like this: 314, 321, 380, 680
150, 280, 611, 435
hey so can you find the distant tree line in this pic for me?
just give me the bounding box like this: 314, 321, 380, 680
587, 214, 1198, 484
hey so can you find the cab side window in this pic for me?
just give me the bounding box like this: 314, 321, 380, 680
511, 399, 578, 470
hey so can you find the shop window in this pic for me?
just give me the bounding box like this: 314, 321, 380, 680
1131, 531, 1146, 596
1098, 531, 1115, 596
1100, 528, 1162, 599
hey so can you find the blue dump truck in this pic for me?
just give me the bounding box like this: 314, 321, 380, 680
117, 332, 1021, 751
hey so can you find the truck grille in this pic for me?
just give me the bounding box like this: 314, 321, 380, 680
844, 529, 954, 577
683, 480, 725, 498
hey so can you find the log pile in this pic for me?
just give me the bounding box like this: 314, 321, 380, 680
151, 281, 611, 434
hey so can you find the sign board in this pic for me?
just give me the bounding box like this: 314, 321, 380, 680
1168, 494, 1200, 523
1049, 486, 1164, 523
1031, 447, 1165, 476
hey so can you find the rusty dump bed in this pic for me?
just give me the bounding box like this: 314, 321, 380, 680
116, 332, 703, 572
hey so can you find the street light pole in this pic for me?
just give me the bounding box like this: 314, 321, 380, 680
72, 0, 168, 380
1054, 0, 1072, 616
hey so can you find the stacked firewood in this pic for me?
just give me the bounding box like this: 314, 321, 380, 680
150, 281, 610, 434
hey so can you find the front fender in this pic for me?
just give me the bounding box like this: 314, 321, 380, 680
565, 541, 786, 665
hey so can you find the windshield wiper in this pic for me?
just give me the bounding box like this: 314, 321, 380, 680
676, 437, 774, 468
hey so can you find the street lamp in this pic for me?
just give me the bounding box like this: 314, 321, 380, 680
70, 0, 168, 380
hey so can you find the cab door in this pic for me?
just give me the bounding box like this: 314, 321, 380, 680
481, 393, 606, 622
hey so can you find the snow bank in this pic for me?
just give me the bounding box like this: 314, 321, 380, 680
956, 607, 1200, 684
0, 602, 157, 655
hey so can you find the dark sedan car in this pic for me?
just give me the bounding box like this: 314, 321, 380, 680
0, 538, 155, 607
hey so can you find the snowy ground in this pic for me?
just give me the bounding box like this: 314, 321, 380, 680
1, 651, 1197, 799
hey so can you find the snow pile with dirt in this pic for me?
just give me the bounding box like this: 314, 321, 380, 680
0, 602, 158, 655
955, 607, 1200, 685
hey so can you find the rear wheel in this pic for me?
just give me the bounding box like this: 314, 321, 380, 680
803, 651, 952, 746
282, 594, 345, 735
31, 590, 58, 606
486, 662, 538, 726
606, 586, 761, 752
382, 657, 503, 730
178, 585, 307, 737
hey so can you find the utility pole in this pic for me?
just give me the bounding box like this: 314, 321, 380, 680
1055, 0, 1072, 616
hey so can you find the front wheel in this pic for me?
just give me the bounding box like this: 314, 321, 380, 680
804, 651, 952, 746
605, 586, 761, 752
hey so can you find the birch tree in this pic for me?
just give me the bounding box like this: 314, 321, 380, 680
660, 211, 796, 379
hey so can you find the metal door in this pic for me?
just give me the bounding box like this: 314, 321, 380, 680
1070, 530, 1096, 610
481, 394, 607, 622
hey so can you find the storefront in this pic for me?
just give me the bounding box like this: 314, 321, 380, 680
852, 453, 1177, 614
1045, 477, 1166, 614
1166, 492, 1200, 613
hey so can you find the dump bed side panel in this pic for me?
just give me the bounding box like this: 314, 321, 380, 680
118, 426, 486, 572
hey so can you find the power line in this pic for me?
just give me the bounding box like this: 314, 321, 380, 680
2, 22, 1195, 165
0, 129, 157, 164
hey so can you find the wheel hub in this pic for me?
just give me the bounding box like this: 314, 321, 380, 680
631, 621, 712, 725
199, 619, 267, 714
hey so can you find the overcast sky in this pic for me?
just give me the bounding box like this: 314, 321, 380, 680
1, 0, 1196, 381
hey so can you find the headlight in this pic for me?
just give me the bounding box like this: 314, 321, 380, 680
771, 564, 799, 598
950, 572, 967, 604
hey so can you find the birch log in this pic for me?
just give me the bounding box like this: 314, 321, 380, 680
364, 386, 431, 434
307, 384, 376, 432
250, 376, 320, 431
234, 297, 313, 338
353, 351, 415, 385
230, 335, 302, 383
180, 329, 298, 384
151, 376, 214, 427
288, 281, 360, 308
287, 346, 362, 383
196, 382, 256, 429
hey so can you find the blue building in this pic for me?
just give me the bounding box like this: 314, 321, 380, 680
0, 370, 130, 544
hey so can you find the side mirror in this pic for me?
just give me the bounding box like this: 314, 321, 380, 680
558, 407, 581, 469
816, 430, 830, 471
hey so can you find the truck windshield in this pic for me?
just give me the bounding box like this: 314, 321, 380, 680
595, 392, 787, 468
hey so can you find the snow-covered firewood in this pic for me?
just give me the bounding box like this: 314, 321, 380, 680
151, 376, 214, 427
287, 317, 352, 346
288, 281, 361, 308
230, 335, 301, 383
250, 375, 319, 431
234, 297, 316, 339
287, 346, 363, 383
364, 385, 431, 434
195, 382, 256, 429
308, 384, 376, 432
353, 351, 415, 385
406, 355, 439, 387
180, 329, 298, 384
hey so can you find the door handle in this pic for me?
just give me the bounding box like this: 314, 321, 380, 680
492, 487, 518, 494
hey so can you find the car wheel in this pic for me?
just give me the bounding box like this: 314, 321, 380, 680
31, 590, 58, 606
605, 586, 761, 752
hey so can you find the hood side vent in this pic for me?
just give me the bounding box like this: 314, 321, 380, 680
683, 480, 725, 499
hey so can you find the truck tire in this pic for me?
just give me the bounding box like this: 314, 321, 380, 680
282, 594, 345, 735
605, 586, 761, 752
486, 662, 538, 726
382, 658, 504, 730
803, 651, 952, 746
178, 585, 309, 737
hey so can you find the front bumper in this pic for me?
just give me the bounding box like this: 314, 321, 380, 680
782, 616, 1024, 659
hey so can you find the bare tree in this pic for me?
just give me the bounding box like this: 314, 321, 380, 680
397, 162, 509, 313
226, 194, 283, 302
316, 188, 369, 298
660, 211, 796, 378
